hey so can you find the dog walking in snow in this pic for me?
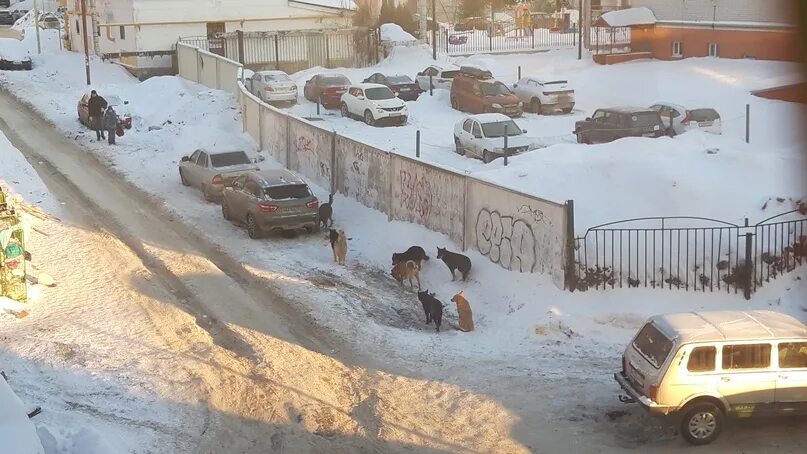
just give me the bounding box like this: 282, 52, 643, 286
329, 228, 348, 265
392, 245, 429, 270
319, 193, 334, 229
417, 290, 443, 332
436, 247, 472, 281
391, 260, 421, 290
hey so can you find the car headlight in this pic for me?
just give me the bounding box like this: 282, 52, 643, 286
492, 103, 502, 109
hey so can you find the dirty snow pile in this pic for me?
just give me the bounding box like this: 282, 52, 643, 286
0, 378, 44, 454
380, 23, 417, 42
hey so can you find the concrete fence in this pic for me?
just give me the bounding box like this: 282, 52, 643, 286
177, 42, 242, 95
179, 45, 574, 288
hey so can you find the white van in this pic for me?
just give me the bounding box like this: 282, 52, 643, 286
615, 310, 807, 445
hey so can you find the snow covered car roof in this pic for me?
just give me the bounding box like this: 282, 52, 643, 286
464, 113, 514, 124
249, 169, 306, 187
255, 70, 289, 76
0, 39, 31, 62
351, 83, 388, 90
650, 310, 807, 344
424, 64, 459, 71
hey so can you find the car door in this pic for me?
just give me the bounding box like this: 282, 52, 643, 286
588, 110, 608, 143
512, 78, 528, 102
343, 87, 356, 114
194, 152, 211, 189
351, 88, 365, 116
470, 121, 484, 158
180, 149, 200, 184
718, 343, 777, 415
242, 178, 262, 219
775, 341, 807, 415
457, 118, 474, 154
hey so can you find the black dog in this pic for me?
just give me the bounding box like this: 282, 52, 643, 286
392, 246, 429, 269
436, 247, 472, 281
318, 193, 334, 229
417, 290, 443, 332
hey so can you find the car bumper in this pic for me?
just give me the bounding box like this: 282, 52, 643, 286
395, 91, 420, 101
490, 106, 523, 118
319, 96, 342, 108
0, 60, 32, 71
541, 102, 575, 114
266, 92, 297, 102
257, 213, 319, 231
614, 372, 676, 416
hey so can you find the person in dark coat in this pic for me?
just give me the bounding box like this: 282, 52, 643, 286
103, 106, 119, 145
87, 90, 108, 141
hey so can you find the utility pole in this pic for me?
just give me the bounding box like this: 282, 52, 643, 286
80, 0, 91, 85
33, 0, 41, 54
418, 0, 427, 41
577, 0, 583, 59
431, 0, 436, 60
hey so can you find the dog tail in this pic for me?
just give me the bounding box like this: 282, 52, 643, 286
423, 254, 429, 261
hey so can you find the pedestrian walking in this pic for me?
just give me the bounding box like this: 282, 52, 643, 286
87, 90, 108, 141
103, 106, 119, 145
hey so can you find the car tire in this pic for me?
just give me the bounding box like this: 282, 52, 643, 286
680, 402, 724, 446
221, 199, 231, 220
179, 169, 190, 187
364, 110, 376, 126
202, 184, 214, 203
246, 214, 263, 239
341, 102, 349, 118
531, 98, 542, 114
482, 150, 494, 164
454, 136, 465, 155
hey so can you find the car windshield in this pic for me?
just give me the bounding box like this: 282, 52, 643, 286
264, 184, 311, 200
265, 73, 291, 83
210, 151, 251, 167
321, 76, 349, 86
632, 323, 674, 369
630, 112, 662, 128
482, 83, 511, 96
482, 120, 522, 138
689, 108, 720, 121
441, 70, 459, 79
365, 87, 395, 100
387, 75, 413, 84
106, 96, 124, 107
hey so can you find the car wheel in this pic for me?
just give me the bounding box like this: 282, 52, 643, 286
341, 102, 349, 118
531, 98, 542, 114
221, 199, 231, 220
246, 214, 263, 239
202, 184, 214, 203
482, 150, 494, 164
179, 169, 190, 187
680, 403, 723, 446
454, 136, 465, 155
364, 110, 376, 126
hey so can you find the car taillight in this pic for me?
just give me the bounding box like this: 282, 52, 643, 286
258, 203, 278, 213
264, 86, 274, 92
211, 174, 223, 185
649, 385, 659, 402
306, 199, 319, 209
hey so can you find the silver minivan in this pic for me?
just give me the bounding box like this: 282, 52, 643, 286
615, 310, 807, 445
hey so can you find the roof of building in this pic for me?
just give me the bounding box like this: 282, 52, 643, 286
598, 7, 657, 27
652, 310, 807, 344
289, 0, 357, 12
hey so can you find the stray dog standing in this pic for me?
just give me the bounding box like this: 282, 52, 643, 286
417, 290, 443, 332
391, 246, 429, 270
391, 260, 421, 290
451, 291, 475, 332
318, 193, 334, 229
329, 228, 348, 265
436, 247, 472, 281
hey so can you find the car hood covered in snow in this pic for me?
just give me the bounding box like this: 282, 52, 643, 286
0, 39, 31, 61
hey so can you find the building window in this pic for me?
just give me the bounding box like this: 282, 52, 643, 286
672, 41, 683, 57
119, 26, 125, 40
708, 43, 719, 57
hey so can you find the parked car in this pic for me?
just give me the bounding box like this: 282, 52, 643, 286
303, 73, 351, 109
340, 83, 408, 126
178, 149, 259, 202
0, 9, 14, 25
615, 310, 807, 445
512, 77, 575, 114
0, 39, 31, 70
450, 67, 523, 117
454, 16, 489, 31
362, 73, 421, 101
245, 70, 297, 104
415, 64, 460, 91
574, 107, 666, 144
221, 170, 320, 239
649, 102, 722, 135
78, 94, 132, 130
453, 113, 532, 163
448, 35, 468, 45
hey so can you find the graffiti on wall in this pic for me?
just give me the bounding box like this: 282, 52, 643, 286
475, 206, 553, 273
399, 170, 433, 219
294, 133, 331, 184
295, 136, 313, 154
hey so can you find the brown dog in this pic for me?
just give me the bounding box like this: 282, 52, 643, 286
451, 291, 474, 332
329, 228, 348, 265
391, 260, 420, 290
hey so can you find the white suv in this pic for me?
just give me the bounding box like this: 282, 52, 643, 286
453, 113, 533, 163
340, 84, 408, 127
416, 64, 461, 91
512, 77, 575, 114
615, 310, 807, 445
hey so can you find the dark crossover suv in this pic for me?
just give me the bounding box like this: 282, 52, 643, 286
574, 107, 667, 144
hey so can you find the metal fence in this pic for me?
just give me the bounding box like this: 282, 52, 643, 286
572, 211, 807, 298
437, 24, 578, 55
179, 28, 379, 73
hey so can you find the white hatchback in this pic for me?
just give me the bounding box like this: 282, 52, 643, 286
649, 102, 722, 135
453, 113, 533, 163
340, 84, 408, 127
512, 77, 575, 114
416, 64, 461, 91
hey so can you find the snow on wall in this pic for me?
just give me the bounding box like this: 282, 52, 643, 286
288, 119, 334, 191
390, 156, 465, 245
465, 179, 567, 287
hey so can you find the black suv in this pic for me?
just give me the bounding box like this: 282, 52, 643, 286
574, 107, 667, 144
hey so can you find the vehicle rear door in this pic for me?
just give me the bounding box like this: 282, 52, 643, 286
775, 341, 807, 415
717, 343, 777, 415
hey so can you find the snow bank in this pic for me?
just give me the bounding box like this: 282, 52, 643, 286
0, 378, 45, 454
380, 23, 417, 42
599, 6, 657, 27
0, 38, 30, 61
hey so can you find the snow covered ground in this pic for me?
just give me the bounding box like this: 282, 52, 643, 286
2, 27, 807, 452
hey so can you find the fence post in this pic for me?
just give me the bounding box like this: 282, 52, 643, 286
416, 130, 420, 158
518, 65, 521, 81
274, 35, 280, 70
462, 176, 469, 251
745, 103, 750, 143
387, 154, 394, 221
503, 128, 508, 166
565, 200, 577, 291
445, 28, 449, 54
326, 35, 331, 68
330, 130, 337, 195
236, 30, 245, 64
285, 115, 291, 167
429, 75, 433, 96
242, 94, 247, 133
489, 10, 494, 52
744, 232, 753, 300
258, 103, 264, 151
195, 48, 202, 84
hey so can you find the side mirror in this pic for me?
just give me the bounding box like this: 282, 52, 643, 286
522, 129, 527, 134
181, 156, 189, 162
